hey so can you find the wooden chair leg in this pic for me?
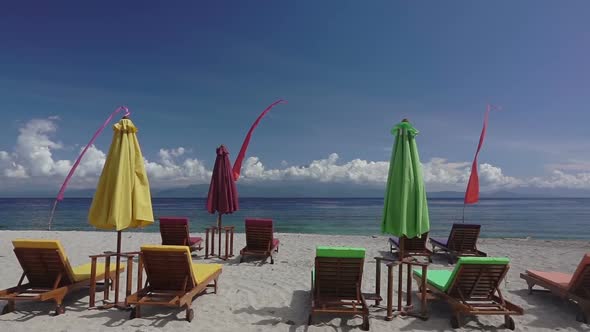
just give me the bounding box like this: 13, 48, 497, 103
307, 313, 313, 325
1, 301, 15, 315
186, 304, 194, 322
526, 281, 535, 294
214, 278, 218, 294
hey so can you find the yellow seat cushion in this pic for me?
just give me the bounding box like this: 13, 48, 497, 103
71, 262, 126, 282
140, 245, 221, 285
12, 239, 76, 281
192, 263, 222, 284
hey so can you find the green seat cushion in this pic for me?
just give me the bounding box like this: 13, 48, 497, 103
316, 246, 365, 258
414, 256, 510, 292
413, 269, 452, 291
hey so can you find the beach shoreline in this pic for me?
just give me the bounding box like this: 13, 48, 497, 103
1, 231, 588, 331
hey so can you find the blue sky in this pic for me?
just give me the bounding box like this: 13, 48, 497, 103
1, 1, 589, 194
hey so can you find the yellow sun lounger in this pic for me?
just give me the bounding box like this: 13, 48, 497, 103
0, 239, 124, 315
126, 245, 222, 322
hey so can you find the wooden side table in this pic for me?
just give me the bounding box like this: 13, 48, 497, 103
205, 226, 235, 260
373, 256, 429, 321
88, 251, 138, 309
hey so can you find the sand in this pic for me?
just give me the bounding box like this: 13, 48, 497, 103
0, 230, 589, 331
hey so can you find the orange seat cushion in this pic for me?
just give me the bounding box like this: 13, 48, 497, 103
526, 270, 572, 289
568, 253, 590, 289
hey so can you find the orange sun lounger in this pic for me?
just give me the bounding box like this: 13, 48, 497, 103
520, 254, 590, 323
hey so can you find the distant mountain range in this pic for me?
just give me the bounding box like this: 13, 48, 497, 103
8, 183, 584, 199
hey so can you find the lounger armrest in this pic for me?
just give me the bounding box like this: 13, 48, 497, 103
374, 256, 402, 266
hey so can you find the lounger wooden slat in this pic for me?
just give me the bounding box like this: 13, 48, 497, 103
239, 218, 280, 264
309, 246, 369, 331
430, 224, 487, 263
413, 257, 523, 329
126, 245, 221, 322
159, 217, 203, 253
0, 239, 124, 316
389, 232, 433, 262
520, 253, 590, 323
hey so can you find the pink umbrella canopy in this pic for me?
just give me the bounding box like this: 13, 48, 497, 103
206, 145, 239, 224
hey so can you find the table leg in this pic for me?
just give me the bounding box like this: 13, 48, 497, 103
126, 256, 133, 301
104, 256, 111, 301
421, 265, 428, 317
211, 228, 215, 257
406, 263, 412, 308
218, 227, 221, 257
386, 264, 393, 321
230, 228, 234, 257
224, 230, 229, 260
205, 228, 209, 259
89, 257, 97, 308
398, 263, 403, 312
137, 255, 143, 294
375, 259, 381, 306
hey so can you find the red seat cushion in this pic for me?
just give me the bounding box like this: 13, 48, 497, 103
526, 270, 572, 289
272, 238, 280, 248
159, 217, 189, 225
569, 254, 590, 288
189, 237, 203, 245
245, 218, 273, 227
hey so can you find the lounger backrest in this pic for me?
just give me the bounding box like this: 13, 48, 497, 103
447, 224, 481, 252
12, 239, 76, 287
314, 246, 365, 300
445, 257, 510, 300
159, 217, 191, 246
568, 253, 590, 296
140, 245, 196, 291
402, 232, 429, 251
245, 218, 274, 250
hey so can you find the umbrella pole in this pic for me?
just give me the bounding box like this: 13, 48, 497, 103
218, 213, 222, 257
114, 230, 122, 305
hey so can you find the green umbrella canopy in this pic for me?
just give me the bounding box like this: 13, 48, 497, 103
381, 120, 430, 238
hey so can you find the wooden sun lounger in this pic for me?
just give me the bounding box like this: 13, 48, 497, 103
239, 218, 279, 264
126, 245, 221, 322
0, 239, 124, 315
389, 232, 433, 262
520, 253, 590, 323
430, 224, 487, 263
413, 257, 523, 329
159, 217, 203, 253
309, 246, 370, 331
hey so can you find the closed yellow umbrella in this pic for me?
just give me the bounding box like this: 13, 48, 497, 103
88, 116, 153, 305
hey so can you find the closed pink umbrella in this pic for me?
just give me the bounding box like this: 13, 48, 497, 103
206, 145, 239, 256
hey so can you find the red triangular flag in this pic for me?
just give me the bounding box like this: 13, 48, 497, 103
464, 105, 492, 204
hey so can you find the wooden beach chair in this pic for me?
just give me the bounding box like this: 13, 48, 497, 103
0, 239, 124, 315
389, 232, 433, 262
309, 246, 370, 330
126, 245, 221, 322
430, 224, 487, 263
520, 253, 590, 323
413, 257, 523, 329
159, 217, 203, 253
239, 218, 279, 264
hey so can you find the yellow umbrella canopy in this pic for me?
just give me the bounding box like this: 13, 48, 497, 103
88, 118, 154, 230
88, 117, 153, 306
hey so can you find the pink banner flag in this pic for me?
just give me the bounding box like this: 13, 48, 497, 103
56, 106, 130, 201
464, 104, 498, 204
232, 99, 287, 181
49, 106, 130, 230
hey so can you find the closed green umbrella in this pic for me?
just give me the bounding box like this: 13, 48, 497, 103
381, 119, 429, 238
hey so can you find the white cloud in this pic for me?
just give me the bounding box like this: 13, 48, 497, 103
2, 117, 590, 193
144, 148, 211, 186
241, 153, 390, 185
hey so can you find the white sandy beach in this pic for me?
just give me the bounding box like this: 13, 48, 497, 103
0, 230, 589, 331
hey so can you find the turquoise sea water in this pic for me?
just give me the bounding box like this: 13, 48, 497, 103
0, 197, 589, 240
